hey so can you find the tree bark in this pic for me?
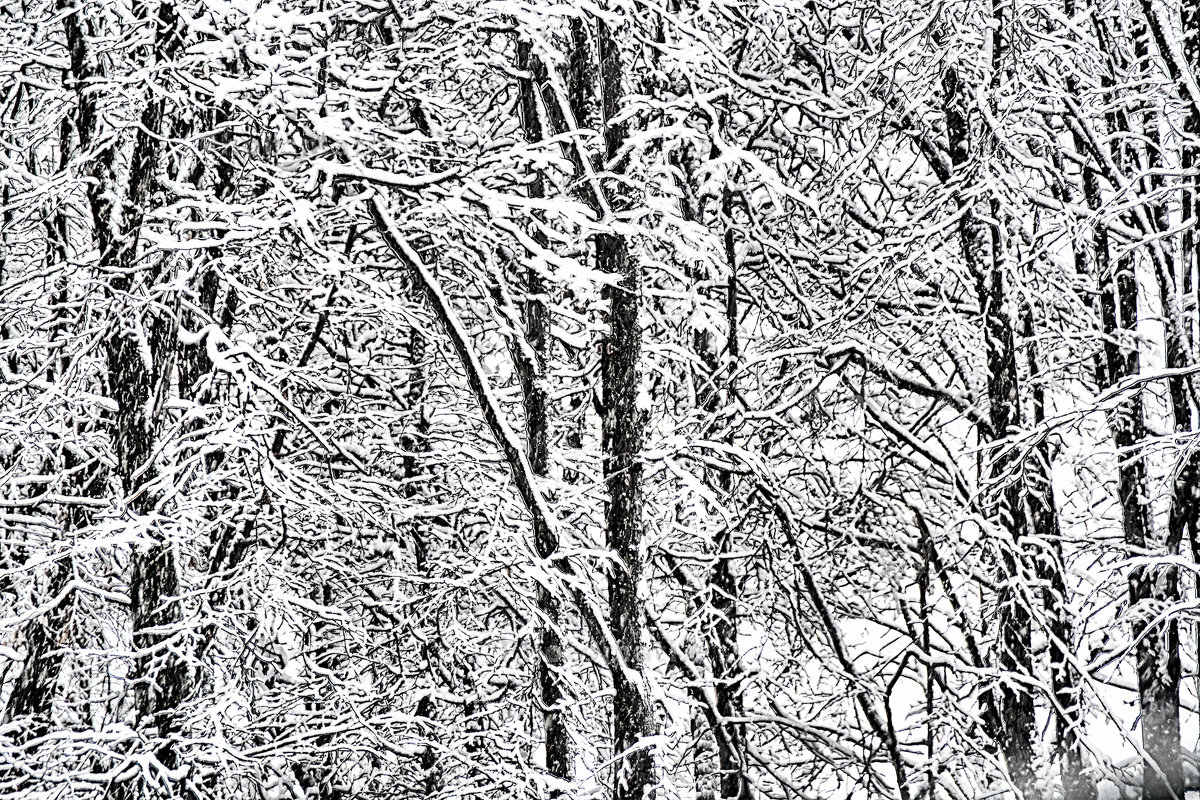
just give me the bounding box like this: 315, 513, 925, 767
4, 557, 72, 737
1022, 306, 1095, 800
594, 15, 655, 800
1179, 0, 1200, 766
942, 55, 1039, 800
61, 1, 192, 794
515, 33, 573, 789
1083, 14, 1185, 795
683, 173, 748, 800
0, 117, 101, 766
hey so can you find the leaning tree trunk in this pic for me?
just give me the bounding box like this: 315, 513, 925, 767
514, 31, 572, 790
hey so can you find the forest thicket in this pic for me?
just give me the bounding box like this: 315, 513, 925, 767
4, 0, 1200, 798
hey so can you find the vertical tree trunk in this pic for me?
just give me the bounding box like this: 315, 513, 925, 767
596, 15, 655, 800
557, 14, 654, 798
514, 33, 572, 790
941, 55, 1038, 800
4, 558, 72, 739
1103, 245, 1177, 800
61, 2, 191, 795
115, 0, 192, 782
403, 327, 446, 799
1081, 125, 1177, 795
1022, 305, 1095, 800
710, 190, 747, 800
1178, 0, 1200, 765
1036, 42, 1101, 797
293, 576, 348, 800
1150, 0, 1200, 786
1084, 15, 1184, 794
671, 127, 748, 799
1, 115, 94, 762
599, 230, 653, 800
694, 189, 748, 800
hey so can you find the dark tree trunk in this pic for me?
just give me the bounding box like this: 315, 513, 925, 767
1022, 306, 1095, 800
557, 14, 655, 799
1105, 254, 1178, 800
696, 188, 748, 800
1084, 146, 1177, 798
598, 222, 653, 800
669, 127, 748, 800
1082, 15, 1184, 795
709, 196, 747, 800
1179, 0, 1200, 765
595, 16, 654, 800
404, 327, 446, 799
61, 2, 192, 795
514, 33, 572, 789
1, 115, 98, 764
942, 55, 1038, 800
1040, 50, 1101, 799
4, 558, 71, 736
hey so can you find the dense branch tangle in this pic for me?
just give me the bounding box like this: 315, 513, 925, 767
4, 0, 1200, 799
